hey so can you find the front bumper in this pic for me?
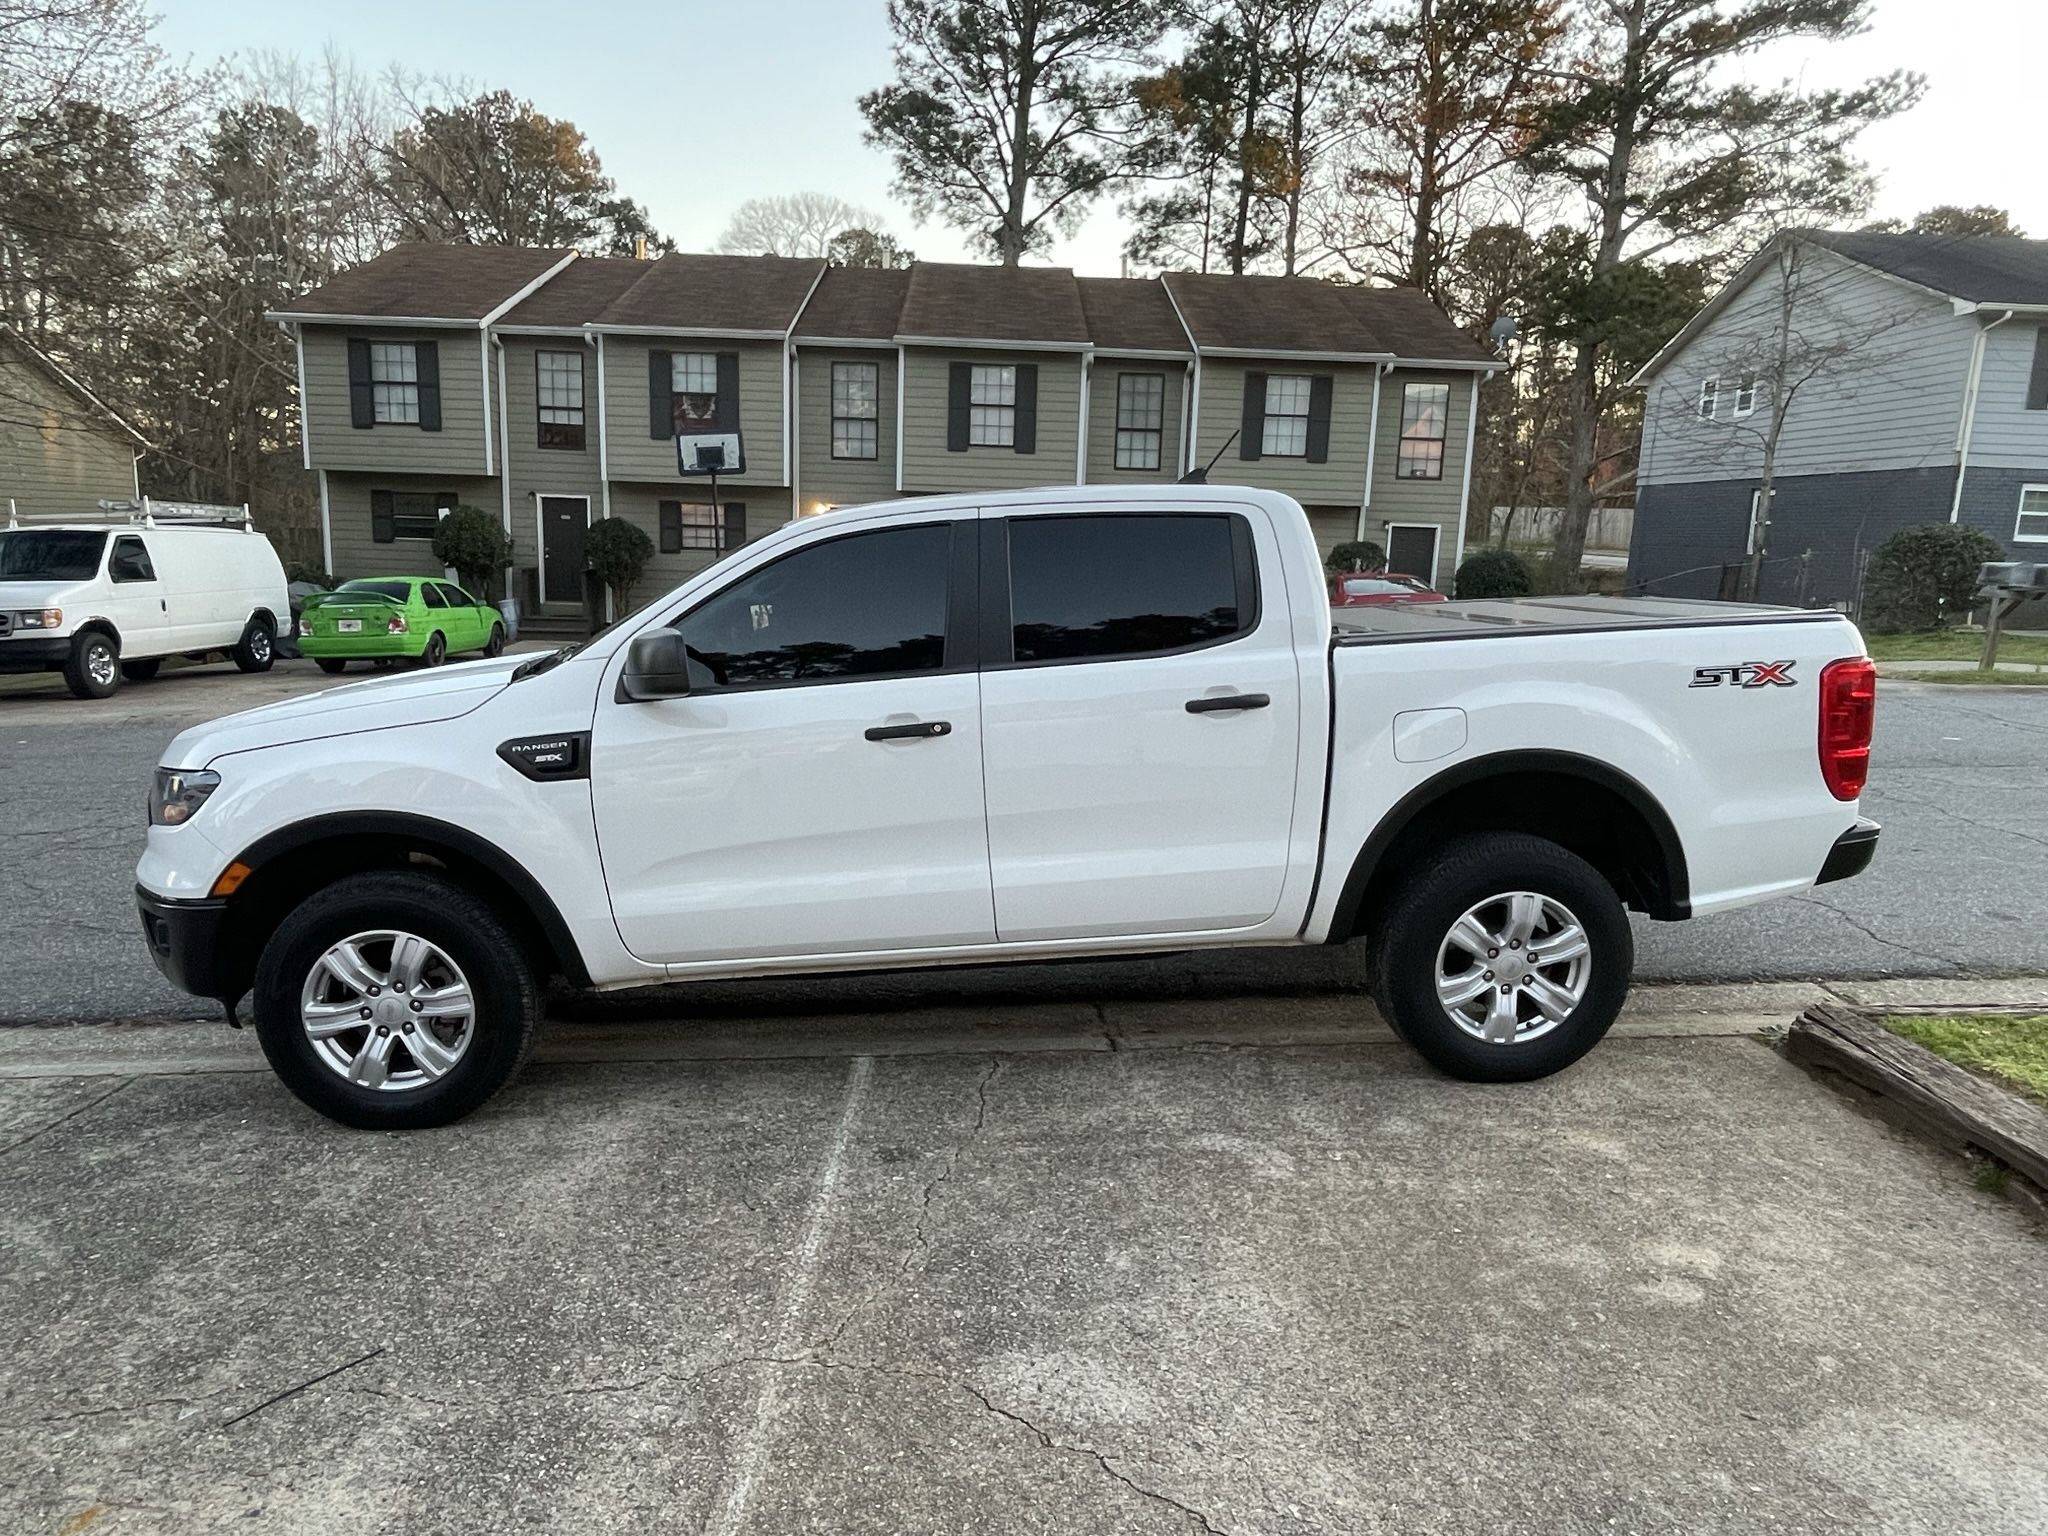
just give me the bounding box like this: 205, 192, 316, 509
1816, 818, 1880, 886
136, 885, 232, 1001
0, 636, 71, 672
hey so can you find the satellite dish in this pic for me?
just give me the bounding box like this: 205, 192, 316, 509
1488, 315, 1519, 346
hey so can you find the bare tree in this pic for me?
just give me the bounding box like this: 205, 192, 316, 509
716, 193, 887, 258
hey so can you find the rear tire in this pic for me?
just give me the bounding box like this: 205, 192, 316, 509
315, 658, 347, 675
120, 658, 161, 682
63, 631, 121, 700
232, 615, 275, 673
1371, 832, 1632, 1083
420, 631, 447, 668
251, 871, 543, 1129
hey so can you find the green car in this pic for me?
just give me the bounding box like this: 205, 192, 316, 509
297, 577, 507, 674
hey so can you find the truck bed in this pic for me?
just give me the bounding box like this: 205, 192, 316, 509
1331, 594, 1844, 645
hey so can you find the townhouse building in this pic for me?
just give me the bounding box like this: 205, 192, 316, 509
272, 244, 1492, 617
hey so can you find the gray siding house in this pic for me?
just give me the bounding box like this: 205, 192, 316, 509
0, 328, 146, 521
271, 245, 1493, 617
1630, 232, 2048, 605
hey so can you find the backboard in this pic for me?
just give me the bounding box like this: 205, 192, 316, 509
677, 431, 745, 476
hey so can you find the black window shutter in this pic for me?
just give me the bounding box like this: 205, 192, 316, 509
648, 349, 672, 438
2026, 327, 2048, 411
347, 338, 374, 428
415, 340, 441, 432
1013, 364, 1038, 454
1239, 371, 1266, 460
946, 361, 971, 452
721, 501, 747, 551
434, 489, 458, 514
716, 352, 741, 432
1305, 375, 1334, 463
371, 489, 395, 543
659, 501, 682, 554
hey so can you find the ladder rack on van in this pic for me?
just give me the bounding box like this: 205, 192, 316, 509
2, 497, 254, 531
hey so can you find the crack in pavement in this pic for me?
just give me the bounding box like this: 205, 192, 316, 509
1791, 894, 1959, 974
0, 1076, 133, 1160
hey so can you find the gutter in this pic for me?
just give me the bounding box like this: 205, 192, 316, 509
1950, 309, 2015, 522
593, 332, 611, 521
493, 334, 511, 535
785, 263, 828, 492
1159, 279, 1202, 474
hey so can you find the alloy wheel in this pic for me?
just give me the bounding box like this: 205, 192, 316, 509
1433, 891, 1592, 1045
298, 929, 476, 1092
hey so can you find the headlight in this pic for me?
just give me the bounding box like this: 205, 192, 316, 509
15, 608, 61, 628
149, 768, 221, 827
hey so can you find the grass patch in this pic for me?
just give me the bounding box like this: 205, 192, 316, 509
1865, 629, 2048, 664
1886, 668, 2048, 687
1885, 1013, 2048, 1105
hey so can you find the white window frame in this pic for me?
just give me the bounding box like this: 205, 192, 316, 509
2016, 484, 2048, 544
969, 364, 1016, 447
536, 349, 585, 449
369, 342, 420, 424
1261, 374, 1312, 458
671, 352, 719, 433
1698, 377, 1719, 420
1114, 372, 1165, 471
831, 361, 880, 461
1383, 522, 1442, 586
1733, 375, 1757, 418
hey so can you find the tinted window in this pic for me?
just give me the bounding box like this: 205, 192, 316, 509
109, 536, 156, 583
0, 530, 106, 581
339, 579, 412, 601
420, 583, 449, 609
440, 584, 477, 609
676, 524, 951, 689
1008, 515, 1245, 663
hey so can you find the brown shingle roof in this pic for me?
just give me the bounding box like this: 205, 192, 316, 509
898, 263, 1090, 345
498, 256, 648, 327
793, 266, 913, 340
276, 243, 572, 321
1163, 272, 1381, 353
1334, 285, 1493, 363
593, 252, 826, 333
1077, 277, 1191, 353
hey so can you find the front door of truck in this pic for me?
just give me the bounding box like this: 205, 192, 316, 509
104, 534, 170, 657
591, 516, 994, 966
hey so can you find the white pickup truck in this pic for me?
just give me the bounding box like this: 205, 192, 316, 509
136, 485, 1879, 1128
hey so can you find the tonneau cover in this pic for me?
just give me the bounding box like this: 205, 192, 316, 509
1332, 594, 1839, 644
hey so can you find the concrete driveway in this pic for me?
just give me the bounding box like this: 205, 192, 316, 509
3, 994, 2045, 1534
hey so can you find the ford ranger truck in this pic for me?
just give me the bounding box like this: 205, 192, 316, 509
136, 486, 1879, 1128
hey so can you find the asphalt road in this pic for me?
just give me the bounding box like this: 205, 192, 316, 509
0, 664, 2043, 1024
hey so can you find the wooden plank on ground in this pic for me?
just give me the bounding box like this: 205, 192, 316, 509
1786, 1003, 2048, 1188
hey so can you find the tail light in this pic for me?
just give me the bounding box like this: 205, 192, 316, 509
297, 616, 313, 636
1818, 656, 1876, 800
386, 615, 408, 635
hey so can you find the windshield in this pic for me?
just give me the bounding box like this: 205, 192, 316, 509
335, 579, 412, 602
0, 529, 106, 582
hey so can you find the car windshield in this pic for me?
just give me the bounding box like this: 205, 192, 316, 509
336, 579, 413, 602
0, 529, 107, 582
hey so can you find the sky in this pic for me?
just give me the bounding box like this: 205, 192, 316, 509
152, 0, 2048, 275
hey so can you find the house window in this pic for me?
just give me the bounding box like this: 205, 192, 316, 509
1114, 373, 1165, 470
537, 350, 585, 449
2017, 486, 2048, 543
370, 343, 420, 424
661, 503, 724, 552
969, 365, 1016, 446
672, 352, 719, 431
1397, 383, 1450, 479
388, 492, 441, 540
1734, 375, 1757, 418
1261, 375, 1312, 457
831, 361, 879, 459
1698, 378, 1719, 420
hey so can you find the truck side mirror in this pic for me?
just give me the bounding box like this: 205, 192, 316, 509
621, 629, 692, 701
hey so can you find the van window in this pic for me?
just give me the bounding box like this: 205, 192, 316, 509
109, 536, 156, 583
1006, 514, 1250, 663
0, 530, 106, 581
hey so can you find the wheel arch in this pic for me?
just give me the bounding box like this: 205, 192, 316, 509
1324, 750, 1691, 943
73, 617, 121, 646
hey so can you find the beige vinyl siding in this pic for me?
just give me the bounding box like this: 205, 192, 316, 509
497, 336, 605, 546
797, 348, 897, 509
0, 353, 137, 518
1085, 359, 1186, 484
899, 348, 1083, 493
301, 325, 490, 475
600, 337, 787, 488
1192, 360, 1375, 505
325, 472, 499, 580
606, 481, 792, 598
1361, 369, 1474, 587
1303, 507, 1368, 564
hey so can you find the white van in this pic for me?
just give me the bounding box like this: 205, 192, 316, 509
0, 511, 290, 699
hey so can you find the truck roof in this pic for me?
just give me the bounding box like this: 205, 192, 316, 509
1333, 594, 1845, 644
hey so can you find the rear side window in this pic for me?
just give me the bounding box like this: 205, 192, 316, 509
676, 523, 952, 690
1006, 514, 1252, 663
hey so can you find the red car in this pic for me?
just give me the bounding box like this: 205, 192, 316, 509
1328, 571, 1447, 607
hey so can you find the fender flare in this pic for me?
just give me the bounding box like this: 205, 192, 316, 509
1323, 749, 1692, 938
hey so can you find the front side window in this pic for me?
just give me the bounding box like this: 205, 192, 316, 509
420, 581, 449, 610
832, 361, 879, 459
675, 523, 951, 689
1261, 375, 1311, 457
970, 365, 1016, 447
2017, 486, 2048, 543
672, 352, 718, 432
537, 350, 585, 449
1397, 383, 1450, 479
108, 535, 155, 583
370, 342, 420, 424
1007, 514, 1248, 663
1114, 373, 1165, 470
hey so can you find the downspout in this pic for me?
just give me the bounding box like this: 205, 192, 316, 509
789, 347, 801, 517
1179, 363, 1194, 476
493, 334, 511, 535
317, 468, 333, 576
479, 327, 494, 476
1357, 361, 1389, 541
288, 321, 311, 469
894, 343, 907, 493
593, 332, 611, 521
1453, 371, 1491, 578
1075, 353, 1091, 485
1951, 309, 2015, 522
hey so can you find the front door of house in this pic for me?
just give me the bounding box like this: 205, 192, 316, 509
540, 497, 588, 606
1386, 525, 1441, 587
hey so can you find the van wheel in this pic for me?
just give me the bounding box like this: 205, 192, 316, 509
121, 658, 162, 682
251, 871, 543, 1129
315, 659, 348, 675
232, 616, 275, 673
63, 631, 121, 699
1371, 832, 1632, 1083
420, 631, 447, 668
483, 624, 506, 659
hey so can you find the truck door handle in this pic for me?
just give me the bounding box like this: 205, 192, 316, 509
1186, 693, 1270, 714
865, 720, 952, 741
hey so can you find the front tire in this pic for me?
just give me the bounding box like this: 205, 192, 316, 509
483, 623, 505, 658
251, 871, 543, 1129
232, 615, 275, 673
63, 631, 121, 699
1371, 833, 1632, 1083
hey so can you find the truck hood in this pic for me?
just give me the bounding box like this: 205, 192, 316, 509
162, 654, 527, 767
0, 579, 81, 609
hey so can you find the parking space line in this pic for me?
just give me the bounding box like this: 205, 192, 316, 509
705, 1053, 874, 1536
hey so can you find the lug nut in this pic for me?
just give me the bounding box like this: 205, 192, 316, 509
376, 1025, 388, 1036
1487, 948, 1499, 958
367, 985, 380, 996
1484, 971, 1495, 981
359, 1007, 372, 1020
1500, 984, 1512, 994
410, 1000, 423, 1013
1509, 940, 1522, 950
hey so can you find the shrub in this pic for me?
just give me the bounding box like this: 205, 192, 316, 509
1861, 523, 2003, 633
586, 516, 654, 610
1326, 539, 1386, 574
284, 560, 333, 588
1455, 548, 1534, 600
430, 505, 515, 599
